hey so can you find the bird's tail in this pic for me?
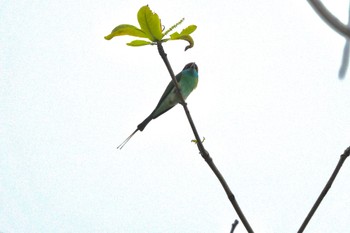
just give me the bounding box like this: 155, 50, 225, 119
117, 115, 153, 150
117, 128, 139, 150
137, 115, 153, 132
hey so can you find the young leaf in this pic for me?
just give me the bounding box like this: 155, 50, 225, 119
169, 33, 194, 50
127, 40, 152, 46
170, 32, 180, 40
181, 35, 195, 51
104, 24, 146, 40
179, 25, 197, 35
137, 5, 163, 41
168, 23, 197, 51
104, 5, 197, 50
169, 25, 197, 39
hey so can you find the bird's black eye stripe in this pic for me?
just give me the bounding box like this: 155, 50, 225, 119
183, 62, 198, 72
193, 64, 198, 72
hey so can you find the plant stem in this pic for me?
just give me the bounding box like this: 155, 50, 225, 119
230, 220, 239, 233
156, 42, 254, 233
307, 0, 350, 39
297, 146, 350, 232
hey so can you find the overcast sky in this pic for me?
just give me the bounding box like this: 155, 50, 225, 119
1, 1, 350, 232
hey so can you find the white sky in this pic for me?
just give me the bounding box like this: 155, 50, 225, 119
1, 1, 350, 232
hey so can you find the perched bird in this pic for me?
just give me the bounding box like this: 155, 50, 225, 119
117, 62, 199, 149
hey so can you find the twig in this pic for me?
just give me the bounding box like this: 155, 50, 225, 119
230, 220, 239, 233
339, 40, 349, 79
297, 146, 350, 233
307, 0, 350, 39
156, 42, 254, 233
338, 2, 350, 79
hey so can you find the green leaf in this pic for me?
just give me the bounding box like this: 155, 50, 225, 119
179, 25, 197, 35
104, 5, 197, 51
168, 25, 196, 50
191, 137, 206, 144
169, 32, 180, 40
104, 24, 147, 40
169, 33, 194, 51
127, 40, 152, 46
169, 25, 197, 40
137, 5, 163, 41
181, 35, 195, 51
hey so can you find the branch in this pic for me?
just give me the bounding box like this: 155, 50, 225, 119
156, 42, 254, 233
230, 220, 239, 233
338, 2, 350, 79
307, 0, 350, 39
297, 146, 350, 233
339, 39, 350, 79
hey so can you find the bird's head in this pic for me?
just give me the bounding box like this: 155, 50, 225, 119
183, 62, 198, 73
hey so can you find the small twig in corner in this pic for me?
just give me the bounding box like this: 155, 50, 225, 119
297, 146, 350, 233
338, 1, 350, 79
230, 220, 239, 233
307, 0, 350, 39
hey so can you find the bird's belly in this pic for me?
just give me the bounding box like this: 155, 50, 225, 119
164, 89, 179, 106
153, 89, 179, 114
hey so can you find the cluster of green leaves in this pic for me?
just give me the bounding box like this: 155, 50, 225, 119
104, 5, 197, 51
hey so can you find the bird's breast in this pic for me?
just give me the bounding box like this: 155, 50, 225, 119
179, 73, 198, 100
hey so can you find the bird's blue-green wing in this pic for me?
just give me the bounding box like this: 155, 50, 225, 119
150, 72, 182, 119
154, 72, 182, 109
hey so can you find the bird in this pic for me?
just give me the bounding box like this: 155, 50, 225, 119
117, 62, 199, 149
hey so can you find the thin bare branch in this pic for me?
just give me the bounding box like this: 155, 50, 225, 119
297, 146, 350, 233
230, 220, 239, 233
307, 0, 350, 38
157, 41, 254, 233
338, 2, 350, 79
